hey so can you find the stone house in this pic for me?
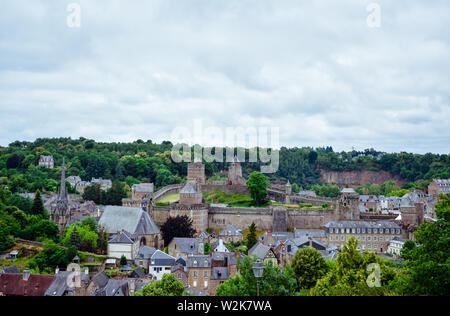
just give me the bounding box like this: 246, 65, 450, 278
131, 183, 154, 200
248, 243, 278, 266
107, 230, 140, 261
134, 246, 157, 272
186, 255, 212, 292
39, 155, 54, 168
325, 220, 402, 253
428, 179, 450, 197
171, 263, 189, 288
168, 238, 204, 258
219, 225, 243, 243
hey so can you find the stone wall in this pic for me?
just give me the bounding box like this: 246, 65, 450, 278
288, 210, 336, 229
208, 207, 274, 231
201, 184, 248, 195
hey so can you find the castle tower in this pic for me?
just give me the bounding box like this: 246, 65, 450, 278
228, 156, 246, 185
187, 158, 206, 184
336, 188, 360, 221
52, 158, 72, 234
285, 181, 292, 204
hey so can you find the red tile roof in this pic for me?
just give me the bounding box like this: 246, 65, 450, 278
0, 273, 55, 296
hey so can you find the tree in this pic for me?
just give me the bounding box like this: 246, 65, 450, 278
160, 215, 196, 246
120, 255, 128, 266
6, 154, 21, 169
133, 273, 185, 296
20, 219, 59, 242
310, 238, 397, 296
247, 222, 258, 250
66, 245, 78, 262
204, 242, 212, 255
31, 190, 46, 217
97, 226, 108, 255
246, 172, 269, 206
392, 194, 450, 296
291, 247, 329, 289
0, 227, 15, 251
68, 227, 81, 249
216, 256, 298, 296
82, 184, 102, 204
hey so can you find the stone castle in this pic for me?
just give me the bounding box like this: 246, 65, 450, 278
123, 158, 366, 234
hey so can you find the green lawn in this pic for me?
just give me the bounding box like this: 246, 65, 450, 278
158, 193, 180, 204
203, 191, 254, 207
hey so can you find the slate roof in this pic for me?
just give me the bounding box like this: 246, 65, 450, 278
150, 250, 176, 267
325, 220, 401, 229
108, 230, 137, 244
341, 188, 357, 193
132, 183, 154, 193
136, 246, 157, 260
100, 279, 129, 296
2, 265, 20, 274
45, 271, 90, 296
248, 243, 271, 260
294, 229, 326, 239
99, 206, 160, 235
186, 256, 212, 268
211, 267, 229, 280
129, 267, 147, 279
172, 238, 204, 255
91, 272, 109, 289
219, 225, 243, 236
180, 182, 198, 194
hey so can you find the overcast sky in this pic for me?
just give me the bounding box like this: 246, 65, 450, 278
0, 0, 449, 153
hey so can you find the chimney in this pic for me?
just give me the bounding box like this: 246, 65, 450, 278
309, 237, 313, 248
23, 270, 31, 281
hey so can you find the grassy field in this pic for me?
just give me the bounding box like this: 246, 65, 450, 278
203, 191, 254, 207
158, 193, 180, 204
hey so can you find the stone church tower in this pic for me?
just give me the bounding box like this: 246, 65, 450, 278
52, 158, 71, 234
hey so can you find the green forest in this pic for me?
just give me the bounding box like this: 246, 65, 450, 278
0, 138, 449, 195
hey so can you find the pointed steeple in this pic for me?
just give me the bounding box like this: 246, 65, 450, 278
58, 158, 68, 201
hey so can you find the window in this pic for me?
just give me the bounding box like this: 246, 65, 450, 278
204, 271, 208, 278
368, 229, 372, 234
193, 281, 197, 287
204, 281, 208, 288
362, 236, 366, 241
373, 236, 377, 241
352, 228, 356, 234
346, 228, 350, 234
193, 260, 198, 267
341, 236, 345, 241
204, 260, 208, 267
193, 271, 198, 279
373, 228, 377, 234
177, 273, 181, 280
367, 236, 371, 241
357, 228, 360, 234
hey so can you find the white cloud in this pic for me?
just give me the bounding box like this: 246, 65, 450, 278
0, 0, 449, 153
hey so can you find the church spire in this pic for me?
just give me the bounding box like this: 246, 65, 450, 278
58, 158, 68, 201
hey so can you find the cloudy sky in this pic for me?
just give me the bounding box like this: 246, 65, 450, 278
0, 0, 449, 153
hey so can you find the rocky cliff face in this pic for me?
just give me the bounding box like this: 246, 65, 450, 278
320, 169, 407, 188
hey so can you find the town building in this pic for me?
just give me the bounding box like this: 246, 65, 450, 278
168, 238, 204, 258
248, 242, 278, 266
219, 224, 243, 243
131, 183, 154, 200
107, 230, 140, 261
149, 250, 176, 280
428, 179, 450, 197
386, 237, 407, 256
98, 205, 162, 249
186, 255, 212, 292
0, 270, 55, 296
38, 155, 54, 168
134, 246, 157, 272
325, 220, 402, 253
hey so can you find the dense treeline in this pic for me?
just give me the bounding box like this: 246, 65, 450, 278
0, 138, 448, 194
